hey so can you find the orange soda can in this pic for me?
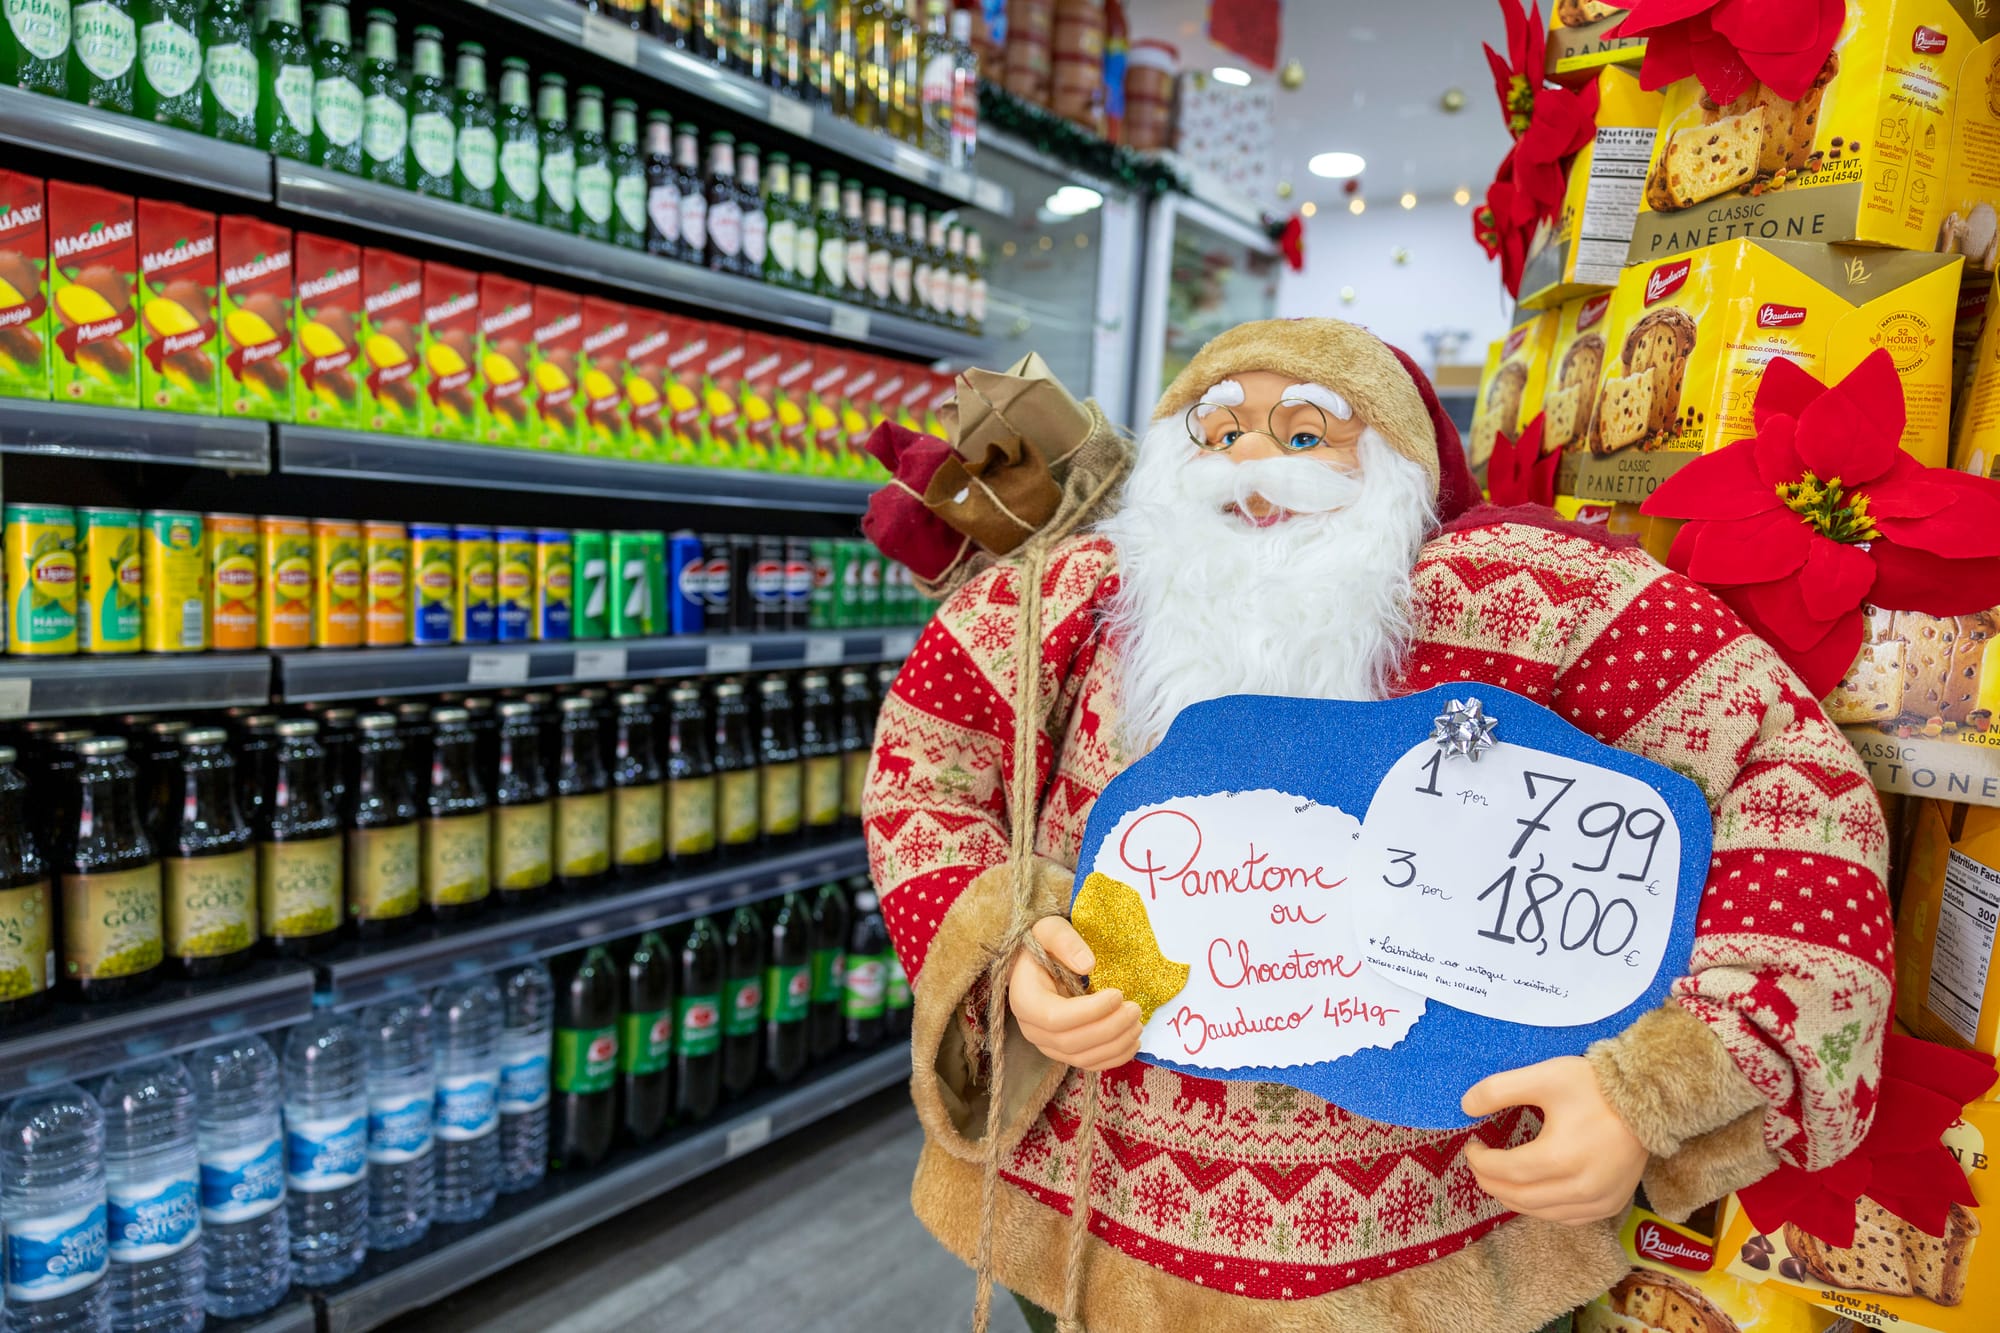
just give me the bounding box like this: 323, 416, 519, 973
205, 513, 259, 650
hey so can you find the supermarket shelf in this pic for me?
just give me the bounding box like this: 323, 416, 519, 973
0, 653, 274, 720
0, 86, 273, 201
273, 164, 984, 361
209, 1300, 319, 1333
274, 629, 920, 703
311, 835, 870, 1007
314, 1041, 909, 1332
473, 0, 1012, 216
0, 960, 316, 1098
0, 399, 273, 472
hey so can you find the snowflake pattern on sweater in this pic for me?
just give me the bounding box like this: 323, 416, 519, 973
862, 524, 1892, 1300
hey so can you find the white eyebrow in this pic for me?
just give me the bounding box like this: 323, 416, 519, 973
1193, 379, 1245, 418
1285, 383, 1354, 420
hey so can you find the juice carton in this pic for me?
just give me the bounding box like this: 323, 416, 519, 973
292, 232, 365, 428
772, 337, 818, 473
1519, 67, 1663, 309
578, 296, 629, 455
874, 359, 910, 471
896, 360, 931, 433
217, 215, 292, 420
807, 345, 849, 477
663, 315, 709, 465
360, 249, 425, 435
697, 323, 745, 467
421, 261, 481, 442
1545, 3, 1643, 85
1467, 305, 1559, 475
736, 331, 783, 470
526, 285, 581, 451
1579, 1205, 1838, 1333
838, 356, 881, 480
0, 172, 49, 401
621, 307, 668, 459
925, 370, 955, 439
478, 272, 534, 446
136, 201, 218, 416
46, 181, 138, 408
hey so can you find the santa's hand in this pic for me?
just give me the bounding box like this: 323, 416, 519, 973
1009, 917, 1143, 1072
1459, 1056, 1648, 1226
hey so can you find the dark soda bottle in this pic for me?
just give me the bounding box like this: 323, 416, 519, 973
762, 890, 810, 1082
837, 667, 875, 828
664, 683, 716, 865
721, 904, 764, 1099
396, 701, 434, 808
160, 727, 257, 979
58, 737, 162, 1001
32, 729, 90, 869
346, 712, 418, 938
798, 669, 841, 832
0, 745, 53, 1023
233, 713, 277, 838
556, 697, 611, 890
711, 680, 759, 851
807, 880, 848, 1060
317, 706, 357, 822
492, 701, 554, 904
617, 929, 674, 1145
673, 915, 723, 1124
261, 719, 342, 955
140, 719, 188, 851
844, 880, 889, 1047
550, 944, 618, 1171
756, 675, 802, 843
610, 692, 664, 874
422, 707, 491, 921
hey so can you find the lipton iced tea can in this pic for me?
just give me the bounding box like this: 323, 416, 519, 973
76, 508, 142, 654
533, 529, 573, 641
409, 523, 455, 645
453, 524, 496, 644
205, 513, 260, 650
258, 515, 313, 648
496, 528, 534, 643
141, 511, 205, 653
4, 505, 77, 656
572, 529, 608, 641
312, 517, 364, 648
364, 520, 409, 646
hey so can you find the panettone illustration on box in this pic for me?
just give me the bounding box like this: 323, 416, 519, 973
1554, 0, 1624, 24
1468, 307, 1558, 471
1776, 1200, 1980, 1306
1484, 363, 1529, 455
1578, 1269, 1740, 1333
1825, 606, 2000, 731
1546, 332, 1604, 451
1646, 56, 1839, 211
1591, 307, 1697, 453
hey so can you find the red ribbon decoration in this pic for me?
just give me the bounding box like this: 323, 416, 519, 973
860, 420, 972, 584
1485, 414, 1561, 509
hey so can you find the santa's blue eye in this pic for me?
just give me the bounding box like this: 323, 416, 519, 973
1285, 431, 1323, 451
1221, 431, 1244, 446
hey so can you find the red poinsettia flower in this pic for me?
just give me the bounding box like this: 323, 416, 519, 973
1483, 1, 1600, 219
1641, 350, 2000, 697
1485, 414, 1561, 508
1613, 0, 1845, 104
1278, 214, 1305, 273
1474, 174, 1534, 297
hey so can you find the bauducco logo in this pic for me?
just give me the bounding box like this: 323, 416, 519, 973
1633, 1220, 1714, 1273
1646, 259, 1691, 305
1503, 326, 1529, 357
1914, 25, 1949, 53
1578, 293, 1610, 331
1758, 303, 1808, 328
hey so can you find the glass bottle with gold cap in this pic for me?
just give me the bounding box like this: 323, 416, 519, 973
798, 670, 842, 832
836, 666, 875, 826
492, 700, 553, 903
160, 727, 257, 979
611, 692, 665, 873
356, 7, 405, 187
555, 696, 610, 889
710, 679, 759, 851
423, 707, 490, 920
406, 23, 455, 199
0, 746, 53, 1022
664, 682, 716, 865
756, 675, 803, 843
261, 718, 342, 954
60, 736, 163, 1000
347, 711, 418, 937
310, 0, 365, 176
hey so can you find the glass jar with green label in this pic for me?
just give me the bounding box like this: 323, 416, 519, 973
70, 0, 136, 112
346, 712, 417, 936
610, 692, 664, 873
160, 727, 256, 978
494, 55, 537, 222
201, 0, 257, 142
452, 40, 496, 211
554, 696, 608, 888
0, 746, 53, 1023
797, 669, 842, 831
491, 701, 551, 902
58, 736, 162, 1001
135, 0, 200, 128
422, 707, 489, 920
259, 718, 342, 954
310, 0, 361, 174
664, 682, 716, 865
755, 675, 802, 842
256, 0, 310, 159
616, 929, 672, 1143
405, 23, 452, 199
6, 0, 71, 95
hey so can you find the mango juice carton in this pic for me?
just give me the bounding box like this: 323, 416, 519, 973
736, 331, 783, 470
1631, 0, 1982, 262
136, 200, 218, 416
773, 337, 817, 473
1578, 1205, 1838, 1333
1520, 66, 1663, 309
1560, 239, 1962, 503
837, 356, 881, 480
0, 171, 49, 401
292, 232, 365, 428
621, 307, 667, 459
1468, 305, 1559, 474
895, 359, 930, 432
1546, 3, 1643, 84
663, 315, 709, 465
925, 369, 955, 439
421, 261, 481, 441
697, 323, 745, 467
478, 272, 533, 446
874, 358, 910, 455
807, 347, 849, 478
577, 296, 629, 455
360, 249, 425, 435
217, 216, 291, 420
526, 285, 581, 451
47, 181, 138, 408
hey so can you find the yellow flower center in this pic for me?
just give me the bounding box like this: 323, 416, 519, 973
1506, 75, 1535, 137
1776, 472, 1880, 543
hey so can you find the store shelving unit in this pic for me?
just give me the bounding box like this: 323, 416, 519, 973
0, 399, 273, 472
0, 86, 274, 200
0, 653, 275, 721
210, 1305, 318, 1333
313, 1041, 909, 1333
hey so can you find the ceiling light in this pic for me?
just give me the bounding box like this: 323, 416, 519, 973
1453, 186, 1471, 206
1349, 197, 1366, 215
1309, 152, 1366, 180
1043, 185, 1104, 217
1212, 66, 1253, 86
1400, 192, 1417, 210
1300, 201, 1317, 217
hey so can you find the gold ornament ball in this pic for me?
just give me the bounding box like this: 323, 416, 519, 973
1442, 87, 1467, 113
1280, 59, 1306, 91
1276, 179, 1294, 199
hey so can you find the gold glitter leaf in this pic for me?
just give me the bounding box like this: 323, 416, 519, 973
1071, 871, 1191, 1023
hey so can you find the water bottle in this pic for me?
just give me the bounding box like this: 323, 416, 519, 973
0, 1084, 109, 1332
95, 1060, 203, 1331
431, 977, 501, 1223
188, 1036, 289, 1319
280, 1011, 368, 1286
497, 962, 552, 1195
360, 997, 434, 1251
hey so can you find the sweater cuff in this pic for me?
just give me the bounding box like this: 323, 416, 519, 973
909, 857, 1075, 1166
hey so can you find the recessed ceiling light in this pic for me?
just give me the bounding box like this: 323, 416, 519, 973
1212, 66, 1253, 86
1300, 201, 1318, 217
1349, 197, 1366, 215
1400, 192, 1418, 210
1309, 152, 1366, 180
1043, 185, 1104, 217
1453, 186, 1472, 206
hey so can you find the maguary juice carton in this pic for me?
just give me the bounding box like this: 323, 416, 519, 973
1546, 2, 1643, 85
697, 323, 745, 468
773, 338, 817, 473
47, 181, 138, 408
360, 249, 425, 435
0, 171, 49, 401
578, 296, 629, 455
527, 285, 581, 452
736, 332, 783, 470
807, 345, 850, 478
136, 200, 218, 416
1520, 66, 1664, 309
1576, 1204, 1840, 1333
292, 232, 365, 428
1468, 304, 1560, 474
217, 215, 292, 420
663, 315, 709, 466
621, 307, 667, 459
478, 272, 533, 447
837, 356, 882, 480
421, 261, 481, 442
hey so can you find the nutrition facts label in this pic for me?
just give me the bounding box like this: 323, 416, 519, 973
1576, 127, 1656, 286
1931, 849, 2000, 1046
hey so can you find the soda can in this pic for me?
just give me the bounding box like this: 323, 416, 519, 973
667, 531, 704, 636
857, 545, 884, 627
4, 503, 77, 656
882, 560, 907, 626
206, 512, 260, 651
783, 537, 813, 631
409, 522, 456, 646
258, 515, 313, 649
572, 529, 609, 641
76, 507, 141, 654
141, 511, 205, 654
495, 528, 535, 643
454, 524, 497, 644
807, 538, 836, 630
363, 520, 409, 647
831, 539, 863, 631
749, 537, 786, 633
700, 532, 733, 631
534, 528, 573, 641
311, 517, 364, 648
609, 530, 651, 640
641, 531, 668, 637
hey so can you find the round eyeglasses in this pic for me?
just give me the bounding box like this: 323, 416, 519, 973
1185, 399, 1338, 453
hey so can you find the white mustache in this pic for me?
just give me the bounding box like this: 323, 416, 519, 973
1177, 454, 1368, 515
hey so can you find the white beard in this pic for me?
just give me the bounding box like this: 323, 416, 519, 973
1100, 421, 1438, 754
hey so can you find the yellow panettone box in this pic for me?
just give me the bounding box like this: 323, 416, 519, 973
1896, 799, 2000, 1051
1579, 1206, 1842, 1333
1952, 268, 2000, 473
1468, 307, 1560, 474
1542, 291, 1614, 456
1559, 238, 1961, 503
1521, 67, 1666, 309
1833, 607, 2000, 803
1547, 2, 1645, 84
1631, 0, 1985, 263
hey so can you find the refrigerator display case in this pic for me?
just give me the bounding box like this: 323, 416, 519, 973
1133, 192, 1281, 424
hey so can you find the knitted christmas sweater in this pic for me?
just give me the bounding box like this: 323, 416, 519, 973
864, 523, 1892, 1333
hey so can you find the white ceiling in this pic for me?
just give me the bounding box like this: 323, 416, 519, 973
1127, 0, 1516, 204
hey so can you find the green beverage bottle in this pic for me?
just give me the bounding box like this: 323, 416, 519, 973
790, 160, 817, 292
888, 195, 914, 315
201, 0, 258, 142
310, 0, 362, 175
70, 0, 136, 111
671, 121, 704, 261
494, 55, 537, 222
354, 6, 399, 183
862, 186, 890, 313
608, 98, 645, 251
256, 0, 310, 158
136, 0, 201, 128
763, 151, 794, 287
537, 72, 574, 232
452, 41, 496, 210
839, 177, 866, 303
5, 0, 70, 95
642, 111, 677, 259
737, 141, 765, 279
571, 83, 611, 243
813, 168, 842, 300
405, 23, 453, 199
720, 903, 763, 1098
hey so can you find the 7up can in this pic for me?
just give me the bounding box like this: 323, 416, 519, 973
77, 507, 142, 654
572, 529, 608, 641
4, 504, 78, 655
609, 530, 651, 640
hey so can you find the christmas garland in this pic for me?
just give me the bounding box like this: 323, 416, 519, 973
978, 83, 1187, 197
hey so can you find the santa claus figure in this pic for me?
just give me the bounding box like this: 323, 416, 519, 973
863, 320, 1890, 1333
